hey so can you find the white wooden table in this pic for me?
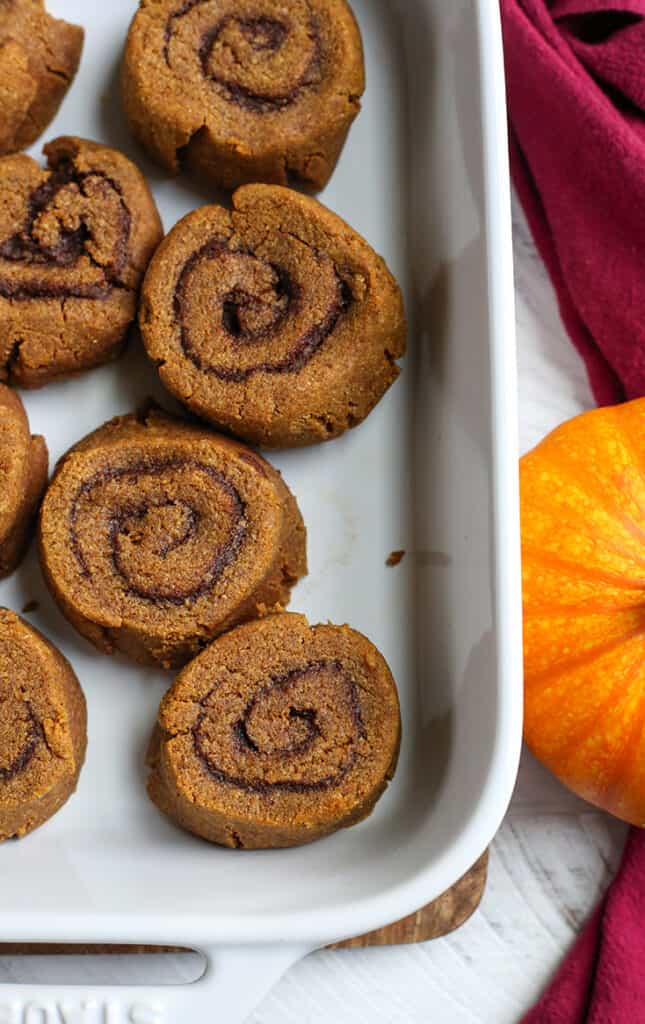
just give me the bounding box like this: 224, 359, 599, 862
0, 195, 629, 1022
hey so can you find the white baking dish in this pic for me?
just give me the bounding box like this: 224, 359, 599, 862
0, 0, 521, 1019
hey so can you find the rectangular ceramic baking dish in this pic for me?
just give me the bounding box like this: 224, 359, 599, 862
0, 0, 522, 1020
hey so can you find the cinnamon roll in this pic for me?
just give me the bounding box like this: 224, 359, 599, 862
0, 1, 83, 156
147, 612, 401, 848
0, 136, 163, 387
121, 0, 364, 191
0, 384, 47, 577
38, 406, 307, 667
0, 608, 87, 840
140, 185, 406, 446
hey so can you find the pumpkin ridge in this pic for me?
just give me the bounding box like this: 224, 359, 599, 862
597, 667, 645, 822
522, 546, 645, 595
606, 402, 645, 495
531, 648, 642, 750
525, 641, 645, 784
527, 523, 645, 566
521, 468, 645, 566
522, 419, 645, 547
524, 614, 645, 687
525, 597, 643, 616
550, 646, 645, 817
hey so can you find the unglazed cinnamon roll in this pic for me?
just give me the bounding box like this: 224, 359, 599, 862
140, 185, 406, 447
147, 613, 401, 849
0, 1, 83, 156
0, 609, 87, 840
0, 136, 163, 387
38, 406, 307, 668
121, 0, 364, 191
0, 384, 47, 577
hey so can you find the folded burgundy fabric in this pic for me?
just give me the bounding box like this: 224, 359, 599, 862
521, 829, 645, 1023
501, 3, 645, 1019
501, 0, 645, 404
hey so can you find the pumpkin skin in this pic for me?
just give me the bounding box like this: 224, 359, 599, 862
521, 397, 645, 826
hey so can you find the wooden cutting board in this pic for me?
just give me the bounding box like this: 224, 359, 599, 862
335, 850, 488, 947
0, 850, 488, 956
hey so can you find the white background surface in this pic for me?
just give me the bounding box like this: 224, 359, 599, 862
0, 195, 629, 1022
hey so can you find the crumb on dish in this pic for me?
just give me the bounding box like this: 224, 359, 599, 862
386, 550, 405, 567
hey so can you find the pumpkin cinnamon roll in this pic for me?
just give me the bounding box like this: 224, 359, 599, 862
38, 406, 307, 668
0, 609, 87, 840
0, 384, 47, 577
121, 0, 364, 191
0, 1, 83, 157
140, 185, 406, 447
147, 613, 401, 849
0, 136, 163, 387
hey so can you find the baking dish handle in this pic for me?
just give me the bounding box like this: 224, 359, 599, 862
0, 943, 310, 1023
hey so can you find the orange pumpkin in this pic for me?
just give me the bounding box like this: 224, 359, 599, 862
521, 397, 645, 826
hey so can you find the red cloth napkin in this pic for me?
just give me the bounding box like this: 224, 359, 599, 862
501, 0, 645, 404
521, 829, 645, 1023
502, 4, 645, 1020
